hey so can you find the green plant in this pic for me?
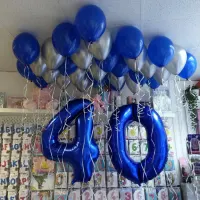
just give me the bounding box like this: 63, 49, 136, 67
183, 85, 199, 130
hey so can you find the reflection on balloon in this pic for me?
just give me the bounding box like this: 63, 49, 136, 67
42, 99, 99, 183
75, 76, 92, 93
30, 55, 47, 76
41, 38, 65, 70
141, 59, 156, 79
58, 58, 77, 76
147, 77, 160, 89
154, 68, 171, 84
108, 104, 168, 184
109, 73, 125, 91
42, 70, 60, 84
57, 75, 70, 90
125, 74, 139, 94
129, 71, 147, 86
112, 56, 129, 77
69, 68, 86, 86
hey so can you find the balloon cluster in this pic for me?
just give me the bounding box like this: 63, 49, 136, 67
13, 4, 197, 92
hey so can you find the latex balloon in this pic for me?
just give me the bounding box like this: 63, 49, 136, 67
71, 40, 92, 69
75, 76, 92, 92
115, 26, 144, 59
75, 5, 106, 42
154, 68, 171, 84
57, 75, 70, 90
178, 52, 197, 79
58, 58, 77, 76
95, 45, 119, 72
129, 71, 147, 86
108, 104, 168, 184
69, 68, 86, 86
141, 58, 156, 79
125, 74, 139, 94
112, 56, 130, 77
30, 55, 47, 76
148, 36, 174, 67
147, 77, 160, 89
87, 30, 111, 60
125, 46, 147, 72
42, 70, 60, 84
13, 32, 40, 65
89, 59, 107, 82
52, 22, 80, 56
16, 60, 36, 81
42, 99, 99, 183
41, 38, 65, 70
109, 73, 125, 91
34, 76, 48, 89
165, 45, 187, 75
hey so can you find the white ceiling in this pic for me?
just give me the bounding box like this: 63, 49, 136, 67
1, 0, 200, 80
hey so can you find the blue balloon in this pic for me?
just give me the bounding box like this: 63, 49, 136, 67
95, 46, 119, 72
88, 73, 106, 88
13, 32, 40, 65
147, 77, 160, 89
42, 99, 99, 183
178, 52, 197, 79
110, 81, 125, 91
115, 26, 144, 59
75, 5, 106, 42
16, 60, 36, 81
112, 56, 130, 77
34, 77, 48, 89
129, 71, 147, 86
58, 58, 77, 76
148, 36, 174, 67
52, 23, 80, 57
108, 104, 168, 184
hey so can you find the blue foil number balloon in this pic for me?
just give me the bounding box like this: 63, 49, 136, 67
42, 99, 99, 183
108, 104, 168, 184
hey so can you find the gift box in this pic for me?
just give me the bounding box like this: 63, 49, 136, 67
120, 188, 133, 200
154, 171, 166, 187
129, 140, 140, 155
94, 188, 107, 200
82, 188, 93, 200
107, 189, 119, 200
7, 96, 24, 108
133, 188, 145, 200
168, 187, 182, 200
145, 188, 157, 200
94, 172, 106, 188
107, 172, 118, 188
55, 172, 68, 189
156, 187, 169, 200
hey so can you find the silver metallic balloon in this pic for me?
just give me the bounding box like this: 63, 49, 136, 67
69, 68, 86, 86
75, 76, 92, 92
41, 38, 65, 70
90, 59, 107, 82
30, 55, 47, 76
125, 46, 147, 72
109, 73, 125, 91
125, 74, 139, 94
87, 30, 112, 60
71, 40, 93, 70
141, 58, 157, 79
57, 75, 70, 89
165, 45, 187, 75
153, 68, 171, 84
43, 70, 60, 84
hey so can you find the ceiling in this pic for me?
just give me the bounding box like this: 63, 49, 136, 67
1, 0, 200, 80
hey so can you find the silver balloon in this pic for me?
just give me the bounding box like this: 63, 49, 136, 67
141, 58, 157, 79
153, 68, 171, 84
30, 55, 47, 76
109, 73, 125, 91
69, 68, 86, 86
165, 45, 187, 75
41, 38, 65, 70
90, 59, 107, 82
75, 76, 92, 92
43, 70, 60, 84
87, 30, 112, 60
71, 40, 93, 70
57, 75, 70, 89
125, 46, 147, 72
125, 74, 139, 94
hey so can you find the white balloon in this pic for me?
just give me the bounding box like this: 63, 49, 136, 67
125, 74, 139, 94
109, 73, 125, 91
153, 68, 171, 84
141, 58, 156, 79
43, 70, 60, 84
30, 55, 47, 76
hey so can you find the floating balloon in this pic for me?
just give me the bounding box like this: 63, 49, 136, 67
13, 32, 40, 65
178, 52, 197, 79
42, 99, 99, 183
75, 76, 92, 93
112, 56, 129, 77
125, 74, 139, 94
125, 46, 147, 72
75, 5, 106, 42
70, 68, 86, 86
109, 73, 125, 91
154, 68, 171, 84
141, 58, 156, 79
71, 40, 92, 70
58, 59, 77, 76
129, 71, 147, 86
115, 26, 144, 59
57, 75, 70, 90
148, 36, 174, 67
108, 104, 168, 184
147, 77, 160, 89
165, 45, 187, 75
30, 55, 47, 76
16, 60, 36, 81
87, 30, 111, 60
41, 38, 65, 70
34, 76, 48, 89
52, 23, 80, 56
42, 70, 60, 84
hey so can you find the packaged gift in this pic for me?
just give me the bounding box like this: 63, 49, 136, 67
55, 172, 68, 189
7, 190, 17, 200
107, 172, 118, 188
168, 187, 182, 200
3, 123, 12, 139
33, 135, 42, 155
156, 187, 169, 200
10, 155, 20, 172
107, 189, 119, 200
8, 172, 18, 191
94, 172, 106, 188
96, 140, 105, 155
127, 124, 139, 139
20, 155, 31, 173
68, 189, 81, 200
164, 157, 175, 171
120, 188, 133, 200
2, 138, 11, 155
165, 171, 179, 186
139, 126, 147, 140
7, 96, 24, 108
13, 124, 23, 139
133, 188, 145, 200
94, 124, 105, 139
0, 155, 10, 170
19, 189, 29, 200
140, 140, 148, 155
129, 140, 140, 155
118, 175, 131, 187
0, 172, 8, 188
106, 156, 116, 172
145, 188, 157, 200
21, 139, 32, 156
187, 134, 200, 154
94, 189, 107, 200
68, 172, 81, 188
54, 190, 67, 200
31, 191, 53, 200
20, 173, 30, 187
82, 188, 93, 200
0, 190, 6, 200
154, 171, 166, 186
11, 139, 22, 155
